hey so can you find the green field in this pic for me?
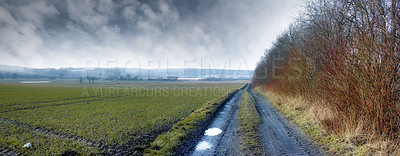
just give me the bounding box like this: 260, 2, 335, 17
0, 81, 243, 155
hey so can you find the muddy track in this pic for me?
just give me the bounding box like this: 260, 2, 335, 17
188, 88, 244, 156
0, 96, 124, 113
212, 93, 242, 156
249, 90, 324, 156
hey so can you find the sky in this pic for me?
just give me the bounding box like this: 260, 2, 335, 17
0, 0, 305, 70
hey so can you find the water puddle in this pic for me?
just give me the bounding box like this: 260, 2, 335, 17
177, 78, 202, 81
191, 90, 242, 155
204, 128, 222, 136
195, 141, 212, 150
20, 81, 50, 84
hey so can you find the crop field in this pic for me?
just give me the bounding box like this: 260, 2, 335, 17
0, 81, 243, 155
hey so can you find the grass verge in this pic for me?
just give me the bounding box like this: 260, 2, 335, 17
144, 84, 246, 155
254, 88, 399, 155
237, 89, 263, 155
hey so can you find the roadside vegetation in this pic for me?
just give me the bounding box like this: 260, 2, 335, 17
144, 84, 245, 155
0, 82, 243, 155
253, 0, 400, 155
238, 89, 263, 155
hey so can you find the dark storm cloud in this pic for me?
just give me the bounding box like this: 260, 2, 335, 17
0, 0, 305, 69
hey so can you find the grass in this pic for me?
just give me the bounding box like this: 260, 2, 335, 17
144, 84, 246, 155
0, 121, 101, 155
0, 83, 97, 106
237, 89, 263, 155
254, 87, 398, 155
0, 82, 243, 154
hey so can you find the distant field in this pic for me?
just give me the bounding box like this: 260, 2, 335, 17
0, 81, 243, 155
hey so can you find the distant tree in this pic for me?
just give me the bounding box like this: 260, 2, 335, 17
87, 76, 91, 83
167, 76, 178, 81
0, 73, 3, 79
117, 76, 124, 80
126, 74, 131, 80
105, 76, 115, 80
59, 74, 65, 79
87, 76, 95, 83
11, 73, 18, 79
79, 77, 83, 83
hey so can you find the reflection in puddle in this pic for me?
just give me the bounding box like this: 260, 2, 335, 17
204, 128, 222, 136
195, 141, 212, 150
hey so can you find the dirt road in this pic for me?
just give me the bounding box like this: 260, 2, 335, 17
190, 89, 243, 156
186, 87, 323, 156
249, 90, 324, 156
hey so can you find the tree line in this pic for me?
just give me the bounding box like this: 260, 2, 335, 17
253, 0, 399, 147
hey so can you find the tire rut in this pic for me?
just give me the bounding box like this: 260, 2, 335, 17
0, 95, 99, 107
0, 147, 21, 156
0, 117, 123, 155
249, 90, 324, 156
213, 94, 242, 156
0, 96, 124, 113
190, 88, 244, 156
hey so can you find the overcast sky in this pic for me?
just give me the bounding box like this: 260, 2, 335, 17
0, 0, 305, 70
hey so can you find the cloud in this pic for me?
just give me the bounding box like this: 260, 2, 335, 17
0, 5, 18, 26
18, 0, 58, 26
0, 0, 305, 69
0, 2, 51, 62
66, 0, 111, 28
